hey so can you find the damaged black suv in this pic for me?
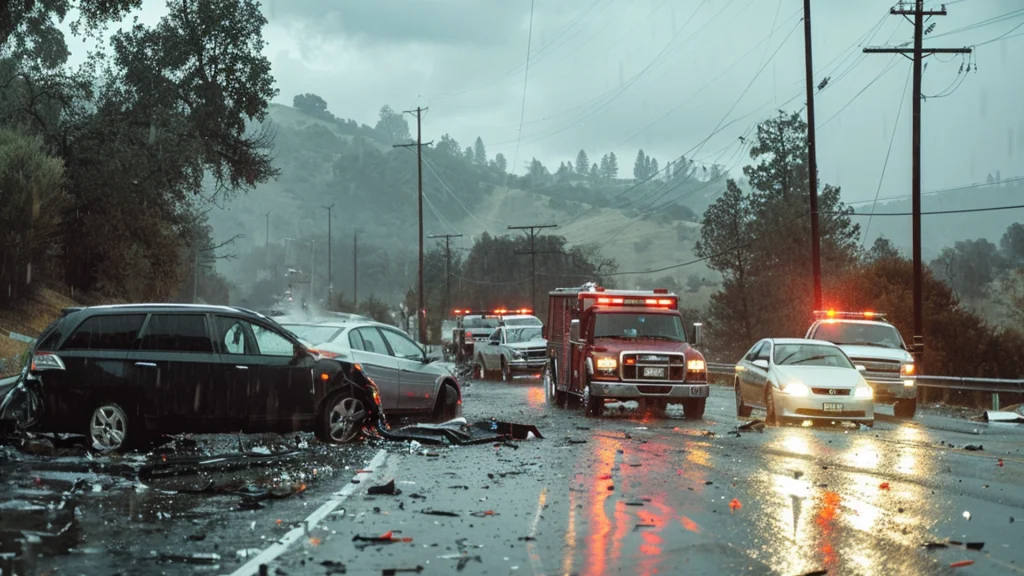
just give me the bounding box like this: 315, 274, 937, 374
3, 304, 383, 452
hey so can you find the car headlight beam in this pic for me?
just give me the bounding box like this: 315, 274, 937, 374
780, 382, 810, 396
854, 384, 874, 399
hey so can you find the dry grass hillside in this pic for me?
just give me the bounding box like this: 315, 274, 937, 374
0, 288, 79, 376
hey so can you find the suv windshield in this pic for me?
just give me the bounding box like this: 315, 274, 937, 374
507, 327, 542, 343
774, 344, 854, 368
813, 322, 905, 349
593, 313, 686, 342
504, 316, 542, 327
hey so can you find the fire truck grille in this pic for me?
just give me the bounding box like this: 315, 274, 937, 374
621, 353, 685, 382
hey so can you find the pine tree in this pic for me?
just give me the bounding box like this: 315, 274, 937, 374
473, 137, 487, 166
575, 149, 590, 176
607, 152, 619, 179
633, 149, 648, 180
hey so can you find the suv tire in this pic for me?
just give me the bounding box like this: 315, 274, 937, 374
893, 398, 917, 419
500, 359, 510, 383
89, 401, 135, 453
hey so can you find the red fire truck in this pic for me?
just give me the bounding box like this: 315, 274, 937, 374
543, 283, 709, 418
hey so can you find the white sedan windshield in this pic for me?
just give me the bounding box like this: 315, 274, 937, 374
774, 344, 854, 369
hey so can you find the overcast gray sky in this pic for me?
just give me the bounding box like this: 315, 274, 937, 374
69, 0, 1024, 205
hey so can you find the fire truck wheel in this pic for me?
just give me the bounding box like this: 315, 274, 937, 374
584, 383, 604, 417
682, 398, 705, 420
893, 398, 917, 419
543, 362, 563, 405
735, 379, 753, 417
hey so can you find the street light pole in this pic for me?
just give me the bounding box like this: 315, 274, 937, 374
322, 204, 334, 303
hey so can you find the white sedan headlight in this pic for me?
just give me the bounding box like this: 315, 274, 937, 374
854, 383, 874, 399
780, 382, 810, 396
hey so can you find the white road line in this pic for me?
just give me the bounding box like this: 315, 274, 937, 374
527, 488, 547, 576
226, 448, 388, 576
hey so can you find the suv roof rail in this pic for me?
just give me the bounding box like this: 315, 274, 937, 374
61, 307, 84, 316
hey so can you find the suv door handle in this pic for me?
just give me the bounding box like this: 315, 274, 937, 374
135, 362, 157, 367
234, 365, 249, 370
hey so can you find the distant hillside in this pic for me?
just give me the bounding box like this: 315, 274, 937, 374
210, 104, 720, 307
856, 178, 1024, 260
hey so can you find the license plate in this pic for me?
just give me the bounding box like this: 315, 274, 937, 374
643, 367, 665, 378
822, 403, 843, 412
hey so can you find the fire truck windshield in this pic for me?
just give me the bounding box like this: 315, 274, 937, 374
814, 322, 905, 350
593, 312, 686, 342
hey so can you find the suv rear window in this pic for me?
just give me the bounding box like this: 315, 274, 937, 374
62, 314, 145, 351
140, 314, 213, 353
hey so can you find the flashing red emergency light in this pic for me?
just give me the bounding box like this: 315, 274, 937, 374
583, 293, 677, 308
814, 310, 887, 321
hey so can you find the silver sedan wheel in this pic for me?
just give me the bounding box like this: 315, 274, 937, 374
328, 396, 366, 443
90, 404, 128, 452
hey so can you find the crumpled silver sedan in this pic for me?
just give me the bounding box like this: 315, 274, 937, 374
734, 338, 874, 425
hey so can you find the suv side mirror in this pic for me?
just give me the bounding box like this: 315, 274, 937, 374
692, 322, 703, 347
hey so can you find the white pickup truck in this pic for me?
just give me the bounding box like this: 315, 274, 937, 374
805, 311, 917, 418
475, 324, 547, 382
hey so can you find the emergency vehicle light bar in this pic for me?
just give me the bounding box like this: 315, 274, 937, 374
581, 293, 676, 307
453, 308, 533, 316
814, 310, 887, 320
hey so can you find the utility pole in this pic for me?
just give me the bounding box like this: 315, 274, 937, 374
509, 224, 558, 312
394, 107, 433, 344
322, 203, 334, 304
803, 0, 822, 311
428, 233, 463, 317
353, 231, 358, 303
263, 211, 271, 270
864, 0, 971, 365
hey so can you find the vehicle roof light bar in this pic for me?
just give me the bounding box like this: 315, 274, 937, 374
814, 310, 887, 320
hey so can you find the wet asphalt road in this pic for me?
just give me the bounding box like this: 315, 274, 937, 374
4, 378, 1024, 576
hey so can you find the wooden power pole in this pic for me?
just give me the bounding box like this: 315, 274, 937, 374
864, 0, 971, 365
428, 233, 463, 318
509, 224, 558, 312
322, 203, 334, 304
395, 107, 433, 344
803, 0, 822, 311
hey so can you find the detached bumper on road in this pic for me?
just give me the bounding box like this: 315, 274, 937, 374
778, 395, 875, 422
868, 378, 917, 401
590, 381, 710, 399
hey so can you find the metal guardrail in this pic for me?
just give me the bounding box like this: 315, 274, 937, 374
705, 362, 1024, 395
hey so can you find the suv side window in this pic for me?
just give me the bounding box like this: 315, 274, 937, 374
213, 316, 257, 355
62, 314, 145, 350
355, 327, 388, 355
489, 329, 501, 342
140, 314, 213, 353
251, 324, 294, 356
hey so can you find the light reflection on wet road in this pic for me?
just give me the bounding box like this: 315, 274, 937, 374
4, 378, 1024, 575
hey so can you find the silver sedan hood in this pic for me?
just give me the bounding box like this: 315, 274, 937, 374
771, 365, 865, 389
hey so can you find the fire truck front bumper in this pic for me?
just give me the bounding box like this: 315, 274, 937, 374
588, 381, 710, 399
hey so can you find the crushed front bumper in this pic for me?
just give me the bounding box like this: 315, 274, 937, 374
777, 395, 875, 422
868, 378, 917, 401
589, 381, 710, 399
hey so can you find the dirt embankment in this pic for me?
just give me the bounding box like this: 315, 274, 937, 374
0, 289, 80, 377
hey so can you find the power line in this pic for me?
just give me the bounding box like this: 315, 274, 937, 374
849, 203, 1024, 217
974, 18, 1024, 47
511, 0, 537, 176
845, 174, 1024, 206
863, 64, 912, 246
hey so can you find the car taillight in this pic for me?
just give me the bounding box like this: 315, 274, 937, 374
31, 352, 65, 372
311, 348, 339, 359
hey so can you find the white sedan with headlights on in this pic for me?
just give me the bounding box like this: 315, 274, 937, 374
734, 338, 874, 426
